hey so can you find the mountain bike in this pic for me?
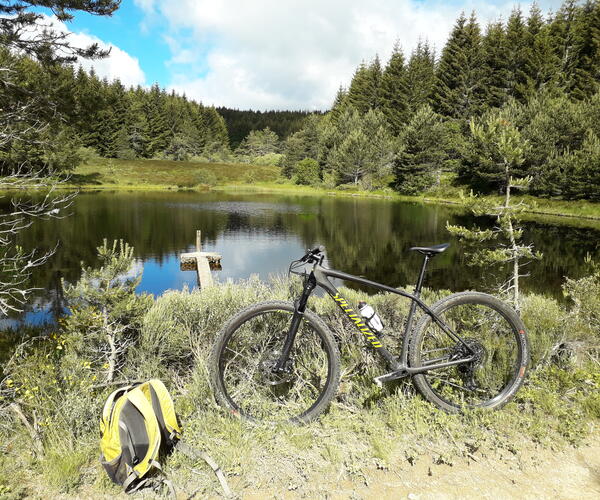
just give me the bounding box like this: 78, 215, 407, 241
209, 244, 529, 423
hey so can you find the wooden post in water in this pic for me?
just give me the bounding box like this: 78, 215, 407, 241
180, 230, 222, 289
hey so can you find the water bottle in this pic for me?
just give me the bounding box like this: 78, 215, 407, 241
358, 301, 384, 336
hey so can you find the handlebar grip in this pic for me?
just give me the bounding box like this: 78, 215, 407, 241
299, 245, 325, 263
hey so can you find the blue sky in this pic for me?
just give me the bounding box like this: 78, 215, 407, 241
65, 2, 171, 85
40, 0, 565, 110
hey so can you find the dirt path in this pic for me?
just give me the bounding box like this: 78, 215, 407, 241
235, 436, 600, 500
323, 438, 600, 500
33, 436, 600, 499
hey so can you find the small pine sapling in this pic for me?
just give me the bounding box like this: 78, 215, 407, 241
62, 240, 152, 382
447, 113, 542, 312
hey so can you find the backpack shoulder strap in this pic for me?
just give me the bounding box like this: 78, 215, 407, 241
101, 385, 132, 431
176, 441, 232, 497
121, 387, 162, 480
144, 379, 182, 442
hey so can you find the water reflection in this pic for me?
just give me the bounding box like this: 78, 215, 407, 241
5, 190, 600, 327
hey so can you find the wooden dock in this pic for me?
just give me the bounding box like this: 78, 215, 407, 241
179, 231, 222, 288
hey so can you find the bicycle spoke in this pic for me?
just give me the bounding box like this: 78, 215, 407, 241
218, 309, 332, 422
427, 374, 488, 395
415, 299, 521, 409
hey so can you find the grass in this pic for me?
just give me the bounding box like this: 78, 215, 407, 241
69, 157, 281, 190
2, 270, 598, 497
66, 158, 600, 223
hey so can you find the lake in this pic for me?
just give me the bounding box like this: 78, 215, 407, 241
6, 190, 600, 328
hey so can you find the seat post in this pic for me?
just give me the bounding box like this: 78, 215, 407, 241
414, 254, 430, 297
401, 253, 432, 363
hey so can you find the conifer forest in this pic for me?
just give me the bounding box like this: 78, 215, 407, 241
1, 1, 598, 201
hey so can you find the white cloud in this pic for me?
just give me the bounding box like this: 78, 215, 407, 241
34, 15, 146, 87
138, 0, 563, 110
71, 33, 146, 87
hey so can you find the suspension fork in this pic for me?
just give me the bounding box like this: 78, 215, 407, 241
273, 272, 317, 372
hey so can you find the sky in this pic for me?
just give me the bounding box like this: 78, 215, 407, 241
39, 0, 565, 111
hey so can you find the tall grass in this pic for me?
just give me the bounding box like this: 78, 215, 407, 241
1, 272, 599, 497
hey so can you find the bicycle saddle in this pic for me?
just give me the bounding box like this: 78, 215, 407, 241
408, 243, 450, 256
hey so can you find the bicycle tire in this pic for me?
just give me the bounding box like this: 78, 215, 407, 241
409, 292, 529, 412
209, 301, 341, 424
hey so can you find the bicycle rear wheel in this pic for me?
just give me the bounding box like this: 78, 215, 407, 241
409, 292, 529, 412
209, 301, 340, 424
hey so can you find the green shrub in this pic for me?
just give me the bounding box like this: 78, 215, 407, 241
3, 265, 600, 497
294, 158, 320, 185
176, 180, 197, 189
520, 293, 567, 366
76, 146, 100, 165
253, 153, 283, 166
195, 169, 218, 187
138, 277, 293, 372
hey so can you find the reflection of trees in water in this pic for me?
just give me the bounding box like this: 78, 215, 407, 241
11, 191, 600, 324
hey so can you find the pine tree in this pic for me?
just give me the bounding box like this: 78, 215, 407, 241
550, 0, 581, 93
203, 106, 229, 153
394, 105, 448, 194
326, 108, 393, 188
330, 85, 348, 123
570, 0, 600, 99
448, 111, 539, 311
347, 63, 370, 113
404, 40, 436, 114
127, 90, 151, 158
367, 55, 383, 109
236, 127, 279, 160
560, 130, 600, 200
434, 12, 485, 119
282, 115, 321, 177
504, 7, 531, 100
79, 69, 106, 152
347, 56, 382, 113
481, 20, 509, 108
62, 240, 152, 382
145, 84, 170, 156
522, 3, 561, 97
103, 79, 128, 157
458, 102, 518, 192
0, 1, 119, 64
380, 42, 409, 135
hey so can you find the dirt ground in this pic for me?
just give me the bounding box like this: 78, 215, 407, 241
30, 434, 600, 499
238, 435, 600, 500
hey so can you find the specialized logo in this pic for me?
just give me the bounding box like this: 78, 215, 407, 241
332, 293, 382, 348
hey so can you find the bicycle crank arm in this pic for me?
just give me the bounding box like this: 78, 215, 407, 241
374, 368, 410, 387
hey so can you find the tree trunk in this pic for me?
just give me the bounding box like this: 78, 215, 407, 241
103, 306, 116, 382
503, 168, 520, 312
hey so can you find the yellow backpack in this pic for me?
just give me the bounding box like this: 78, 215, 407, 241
99, 379, 182, 493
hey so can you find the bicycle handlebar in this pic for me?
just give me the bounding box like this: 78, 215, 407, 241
300, 245, 325, 263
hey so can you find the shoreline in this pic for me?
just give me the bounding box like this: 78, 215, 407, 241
19, 180, 600, 226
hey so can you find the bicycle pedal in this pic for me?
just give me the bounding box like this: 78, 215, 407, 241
374, 369, 409, 387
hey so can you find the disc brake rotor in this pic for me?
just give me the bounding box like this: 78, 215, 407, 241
258, 349, 295, 386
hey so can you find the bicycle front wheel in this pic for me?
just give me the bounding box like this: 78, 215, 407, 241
409, 292, 529, 412
209, 301, 341, 424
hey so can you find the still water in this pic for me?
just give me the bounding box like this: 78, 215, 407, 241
8, 190, 600, 327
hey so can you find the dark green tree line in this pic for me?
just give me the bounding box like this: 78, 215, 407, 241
216, 108, 315, 148
282, 0, 600, 200
1, 48, 230, 171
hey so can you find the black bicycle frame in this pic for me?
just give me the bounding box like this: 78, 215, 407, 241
275, 256, 475, 376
